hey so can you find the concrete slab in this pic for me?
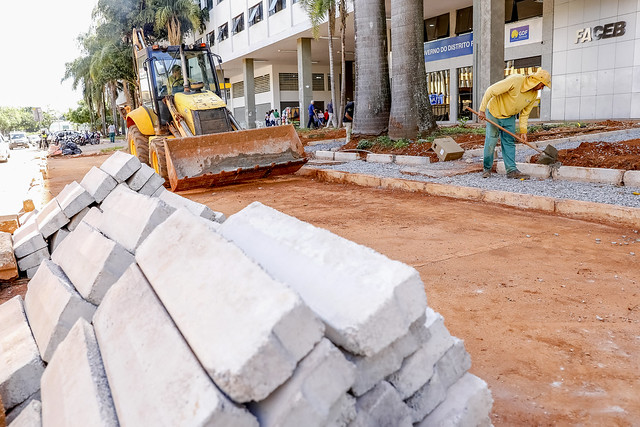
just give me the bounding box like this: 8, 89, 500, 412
137, 173, 165, 197
552, 166, 625, 185
66, 206, 91, 232
11, 221, 41, 252
80, 207, 103, 230
314, 151, 335, 160
219, 202, 427, 357
35, 199, 69, 239
80, 167, 117, 203
417, 373, 493, 427
556, 199, 640, 229
16, 247, 49, 272
93, 264, 257, 426
136, 208, 324, 403
48, 228, 70, 254
99, 151, 141, 183
350, 381, 413, 427
52, 222, 135, 305
24, 259, 97, 363
56, 181, 95, 218
98, 185, 174, 253
367, 153, 394, 163
395, 155, 430, 166
25, 267, 38, 280
401, 163, 482, 178
158, 189, 226, 222
249, 338, 355, 427
7, 399, 41, 427
17, 211, 37, 228
624, 170, 640, 187
4, 391, 40, 425
326, 393, 356, 427
125, 163, 155, 191
0, 296, 45, 410
496, 162, 552, 179
0, 215, 19, 234
0, 232, 18, 281
41, 319, 118, 427
334, 152, 359, 162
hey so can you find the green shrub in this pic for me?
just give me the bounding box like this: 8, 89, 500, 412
357, 139, 373, 150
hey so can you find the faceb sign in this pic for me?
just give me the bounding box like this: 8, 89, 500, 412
575, 21, 626, 43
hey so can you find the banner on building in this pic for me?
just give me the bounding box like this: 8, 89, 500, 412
424, 33, 473, 63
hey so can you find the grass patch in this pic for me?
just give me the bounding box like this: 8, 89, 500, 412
100, 146, 122, 154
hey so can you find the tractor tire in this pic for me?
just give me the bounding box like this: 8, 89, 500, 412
127, 125, 150, 166
150, 138, 169, 181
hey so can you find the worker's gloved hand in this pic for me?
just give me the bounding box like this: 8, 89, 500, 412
477, 110, 486, 121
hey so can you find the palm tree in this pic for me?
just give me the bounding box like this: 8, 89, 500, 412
388, 0, 436, 139
337, 0, 348, 128
151, 0, 207, 45
299, 0, 339, 127
352, 0, 391, 136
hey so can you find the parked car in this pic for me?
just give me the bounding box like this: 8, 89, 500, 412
28, 134, 40, 146
9, 131, 29, 149
0, 135, 9, 162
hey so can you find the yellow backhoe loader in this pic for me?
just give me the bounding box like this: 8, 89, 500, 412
126, 29, 307, 191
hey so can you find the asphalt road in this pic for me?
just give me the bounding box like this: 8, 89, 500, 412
0, 145, 47, 216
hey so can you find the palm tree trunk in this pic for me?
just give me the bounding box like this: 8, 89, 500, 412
388, 0, 436, 139
327, 2, 338, 127
338, 0, 347, 128
353, 0, 391, 136
168, 16, 182, 45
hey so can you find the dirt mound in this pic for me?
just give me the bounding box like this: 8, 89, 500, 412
532, 139, 640, 170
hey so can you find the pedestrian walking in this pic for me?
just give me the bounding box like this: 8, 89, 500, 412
343, 99, 354, 142
325, 101, 334, 128
307, 100, 316, 129
108, 123, 116, 143
274, 109, 280, 125
477, 69, 551, 180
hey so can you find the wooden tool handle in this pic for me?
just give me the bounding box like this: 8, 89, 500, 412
464, 106, 542, 154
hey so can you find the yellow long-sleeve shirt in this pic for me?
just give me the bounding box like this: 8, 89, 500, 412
479, 75, 539, 134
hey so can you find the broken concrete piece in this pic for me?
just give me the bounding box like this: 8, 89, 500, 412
56, 181, 95, 219
16, 247, 49, 272
125, 163, 155, 191
0, 232, 18, 281
99, 151, 141, 183
7, 399, 41, 427
136, 208, 324, 403
158, 189, 226, 222
0, 296, 45, 410
35, 199, 69, 239
12, 223, 46, 259
80, 167, 117, 203
0, 214, 19, 234
48, 228, 70, 254
219, 202, 427, 357
350, 381, 413, 427
250, 338, 355, 426
52, 222, 135, 305
41, 319, 118, 426
93, 264, 257, 426
24, 260, 97, 363
66, 206, 91, 232
98, 185, 174, 253
17, 210, 37, 228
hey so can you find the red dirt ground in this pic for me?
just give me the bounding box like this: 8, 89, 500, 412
532, 139, 640, 170
8, 153, 638, 426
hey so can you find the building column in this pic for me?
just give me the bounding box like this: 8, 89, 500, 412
243, 58, 256, 129
472, 0, 505, 115
449, 66, 459, 123
298, 38, 313, 128
540, 0, 555, 121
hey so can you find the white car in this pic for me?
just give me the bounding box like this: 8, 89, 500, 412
0, 135, 9, 162
28, 134, 40, 146
9, 131, 29, 149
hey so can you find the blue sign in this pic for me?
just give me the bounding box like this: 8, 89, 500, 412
424, 33, 473, 63
429, 94, 445, 105
509, 25, 529, 42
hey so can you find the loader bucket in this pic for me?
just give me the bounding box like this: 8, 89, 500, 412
164, 124, 308, 192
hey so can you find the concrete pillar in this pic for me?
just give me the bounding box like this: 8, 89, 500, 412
298, 38, 313, 128
540, 0, 555, 121
243, 58, 256, 129
449, 67, 459, 123
472, 0, 505, 115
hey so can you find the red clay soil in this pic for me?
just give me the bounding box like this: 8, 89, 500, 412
32, 153, 640, 426
532, 139, 640, 170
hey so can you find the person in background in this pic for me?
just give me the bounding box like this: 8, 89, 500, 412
307, 100, 316, 129
326, 100, 334, 128
274, 109, 280, 125
265, 111, 271, 127
108, 123, 116, 143
270, 110, 276, 127
343, 99, 354, 142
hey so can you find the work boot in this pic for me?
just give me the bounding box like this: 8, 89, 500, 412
506, 169, 530, 180
482, 170, 491, 178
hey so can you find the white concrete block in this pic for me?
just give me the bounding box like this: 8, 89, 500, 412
366, 153, 394, 163
496, 162, 552, 179
249, 338, 355, 427
125, 162, 155, 191
25, 266, 38, 280
80, 167, 117, 203
17, 210, 37, 228
138, 173, 165, 196
347, 314, 429, 397
7, 399, 41, 427
624, 170, 640, 187
16, 247, 49, 272
98, 185, 174, 253
326, 393, 356, 427
387, 308, 455, 399
93, 264, 257, 426
12, 223, 46, 259
158, 189, 226, 222
417, 373, 493, 427
4, 391, 40, 425
0, 232, 18, 281
151, 185, 166, 197
350, 381, 413, 427
24, 259, 96, 363
99, 151, 141, 183
218, 202, 427, 357
52, 222, 135, 305
334, 152, 359, 162
56, 181, 95, 218
136, 208, 324, 403
35, 199, 69, 239
41, 319, 118, 427
48, 228, 70, 254
552, 165, 625, 184
66, 206, 91, 232
0, 296, 45, 410
80, 207, 103, 230
314, 150, 335, 160
395, 155, 430, 166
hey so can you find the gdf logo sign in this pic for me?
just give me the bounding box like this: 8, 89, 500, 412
575, 21, 626, 43
509, 25, 529, 43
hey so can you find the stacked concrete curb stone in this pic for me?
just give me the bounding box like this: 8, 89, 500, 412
0, 151, 493, 425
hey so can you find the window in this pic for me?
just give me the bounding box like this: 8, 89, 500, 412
207, 0, 213, 9
455, 7, 472, 35
217, 0, 223, 4
207, 31, 215, 46
425, 13, 449, 42
195, 38, 202, 45
217, 23, 228, 42
233, 81, 245, 98
505, 0, 543, 23
223, 78, 231, 101
255, 74, 271, 94
248, 3, 263, 26
269, 0, 286, 16
279, 73, 298, 91
312, 73, 324, 91
232, 14, 245, 35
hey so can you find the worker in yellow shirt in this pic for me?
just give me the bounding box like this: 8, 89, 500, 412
168, 65, 185, 94
477, 69, 551, 179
